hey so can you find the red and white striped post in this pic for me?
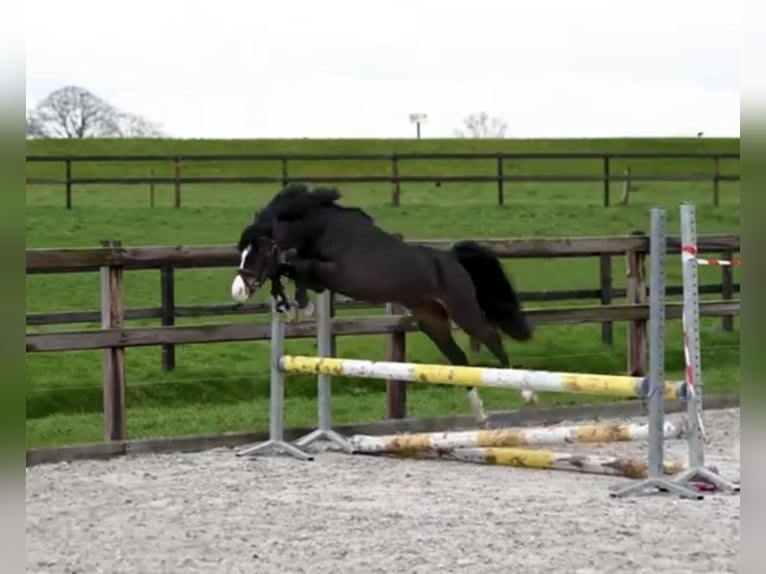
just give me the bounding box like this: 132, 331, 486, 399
674, 202, 740, 494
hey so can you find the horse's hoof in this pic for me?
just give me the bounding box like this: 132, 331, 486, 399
273, 301, 290, 318
298, 300, 315, 319
521, 390, 538, 405
477, 417, 493, 430
276, 302, 296, 322
273, 297, 291, 315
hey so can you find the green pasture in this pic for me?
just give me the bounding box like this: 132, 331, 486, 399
25, 137, 741, 448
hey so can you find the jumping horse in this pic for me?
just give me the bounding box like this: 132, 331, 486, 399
231, 184, 537, 425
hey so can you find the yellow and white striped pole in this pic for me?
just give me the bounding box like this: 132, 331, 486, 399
280, 356, 687, 400
374, 446, 688, 480
349, 419, 687, 455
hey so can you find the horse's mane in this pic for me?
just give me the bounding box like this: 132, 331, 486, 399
237, 222, 262, 251
269, 183, 374, 223
238, 183, 373, 250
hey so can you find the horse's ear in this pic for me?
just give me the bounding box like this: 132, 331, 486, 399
252, 210, 259, 222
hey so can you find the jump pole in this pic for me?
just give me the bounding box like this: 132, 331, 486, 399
367, 446, 688, 480
348, 419, 688, 454
670, 202, 740, 494
279, 356, 687, 401
293, 291, 354, 453
235, 301, 313, 460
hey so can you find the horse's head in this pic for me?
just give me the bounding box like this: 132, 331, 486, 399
231, 233, 281, 302
230, 185, 343, 302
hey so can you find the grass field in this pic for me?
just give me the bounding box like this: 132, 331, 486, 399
25, 137, 741, 449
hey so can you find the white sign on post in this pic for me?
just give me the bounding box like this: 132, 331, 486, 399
409, 113, 427, 138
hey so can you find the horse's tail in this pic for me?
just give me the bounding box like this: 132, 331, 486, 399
450, 240, 533, 342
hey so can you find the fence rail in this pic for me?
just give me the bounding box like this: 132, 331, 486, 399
26, 301, 738, 354
26, 151, 742, 161
26, 151, 740, 209
26, 232, 740, 440
25, 234, 742, 273
24, 283, 740, 327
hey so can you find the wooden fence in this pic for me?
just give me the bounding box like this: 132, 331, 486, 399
26, 151, 740, 209
26, 233, 740, 442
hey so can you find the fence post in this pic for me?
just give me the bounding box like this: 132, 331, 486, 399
599, 254, 613, 345
721, 250, 734, 332
100, 238, 127, 442
161, 266, 176, 371
625, 232, 647, 376
174, 157, 182, 208
386, 301, 407, 419
329, 291, 337, 358
620, 167, 631, 205
281, 158, 289, 186
385, 231, 406, 417
65, 158, 72, 210
712, 156, 720, 207
496, 154, 505, 206
390, 153, 401, 206
149, 169, 156, 207
602, 156, 611, 207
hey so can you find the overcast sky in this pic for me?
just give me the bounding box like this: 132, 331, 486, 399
25, 0, 740, 139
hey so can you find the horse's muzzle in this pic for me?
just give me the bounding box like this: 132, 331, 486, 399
231, 273, 261, 302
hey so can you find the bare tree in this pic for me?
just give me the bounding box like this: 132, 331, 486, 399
27, 86, 119, 138
26, 85, 165, 139
455, 112, 508, 138
26, 113, 46, 139
109, 111, 165, 138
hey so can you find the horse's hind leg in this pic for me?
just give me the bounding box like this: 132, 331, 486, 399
449, 297, 539, 406
411, 303, 489, 426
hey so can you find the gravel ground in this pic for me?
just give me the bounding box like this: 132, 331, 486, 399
26, 408, 740, 574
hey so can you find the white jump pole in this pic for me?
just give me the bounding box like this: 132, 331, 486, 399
279, 356, 687, 400
349, 419, 688, 453
371, 446, 689, 479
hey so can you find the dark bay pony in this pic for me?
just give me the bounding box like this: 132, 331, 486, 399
231, 185, 537, 424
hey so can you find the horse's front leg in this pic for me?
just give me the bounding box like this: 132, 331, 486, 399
272, 260, 310, 321
293, 281, 316, 319
282, 251, 337, 321
269, 275, 292, 317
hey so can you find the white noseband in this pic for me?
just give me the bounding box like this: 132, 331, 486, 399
231, 245, 253, 302
231, 274, 250, 302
